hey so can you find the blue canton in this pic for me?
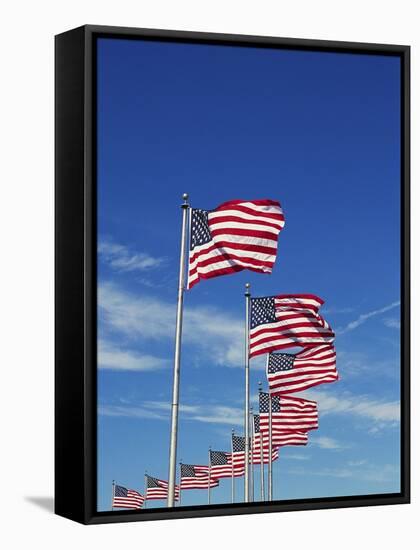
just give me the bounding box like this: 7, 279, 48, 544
268, 353, 295, 373
259, 392, 281, 413
250, 297, 276, 329
190, 209, 212, 251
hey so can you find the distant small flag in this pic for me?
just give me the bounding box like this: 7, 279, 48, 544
180, 464, 219, 489
232, 433, 278, 465
145, 475, 180, 501
210, 450, 244, 479
187, 199, 285, 289
259, 392, 318, 431
113, 484, 144, 509
249, 294, 334, 358
253, 414, 308, 449
267, 344, 338, 394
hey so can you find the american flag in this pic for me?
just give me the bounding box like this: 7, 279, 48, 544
145, 475, 180, 501
249, 294, 334, 358
230, 435, 246, 475
232, 433, 278, 466
112, 484, 144, 509
256, 429, 309, 448
180, 464, 219, 489
267, 344, 338, 394
253, 414, 308, 449
209, 450, 244, 479
187, 199, 285, 289
259, 392, 318, 431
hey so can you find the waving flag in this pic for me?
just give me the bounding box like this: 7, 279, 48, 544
180, 464, 219, 489
267, 344, 338, 394
145, 475, 180, 501
259, 392, 318, 431
253, 414, 308, 449
249, 294, 334, 358
113, 485, 144, 509
210, 450, 244, 479
187, 199, 285, 289
232, 433, 278, 465
256, 429, 308, 448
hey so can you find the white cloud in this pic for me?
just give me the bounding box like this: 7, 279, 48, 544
288, 463, 398, 483
337, 349, 399, 379
98, 339, 170, 371
99, 399, 244, 427
337, 300, 400, 334
99, 281, 257, 368
304, 388, 400, 425
383, 317, 400, 329
99, 240, 166, 273
310, 436, 350, 450
282, 454, 310, 461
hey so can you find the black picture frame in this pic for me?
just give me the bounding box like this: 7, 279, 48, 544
55, 24, 410, 525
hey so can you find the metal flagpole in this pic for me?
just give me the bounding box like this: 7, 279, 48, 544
244, 282, 251, 502
208, 447, 212, 505
167, 193, 190, 507
258, 382, 265, 501
250, 406, 254, 502
231, 429, 235, 503
111, 479, 115, 510
268, 392, 273, 501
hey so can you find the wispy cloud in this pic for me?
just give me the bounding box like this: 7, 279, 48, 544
287, 463, 398, 483
383, 317, 400, 329
99, 282, 262, 369
99, 239, 166, 273
282, 454, 310, 461
337, 349, 399, 379
310, 436, 350, 450
304, 388, 400, 426
322, 306, 355, 314
99, 399, 243, 427
337, 301, 400, 334
98, 339, 170, 371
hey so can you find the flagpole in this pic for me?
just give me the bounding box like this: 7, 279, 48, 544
111, 479, 115, 510
258, 382, 265, 501
208, 447, 212, 505
244, 282, 251, 502
250, 406, 254, 502
268, 391, 273, 501
231, 429, 235, 503
167, 193, 190, 507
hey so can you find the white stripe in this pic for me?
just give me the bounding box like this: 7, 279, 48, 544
209, 209, 284, 228
209, 220, 281, 235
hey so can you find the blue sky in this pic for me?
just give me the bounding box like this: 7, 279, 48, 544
96, 37, 401, 511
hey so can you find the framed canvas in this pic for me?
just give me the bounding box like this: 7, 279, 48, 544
55, 25, 410, 525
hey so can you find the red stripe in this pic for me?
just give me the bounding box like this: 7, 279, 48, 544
211, 239, 277, 255
215, 198, 282, 209
251, 331, 334, 350
269, 365, 337, 382
250, 342, 318, 358
250, 322, 334, 340
208, 215, 283, 231
270, 376, 339, 395
211, 227, 280, 241
275, 293, 325, 306
190, 250, 274, 272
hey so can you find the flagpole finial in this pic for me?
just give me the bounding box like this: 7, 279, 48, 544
182, 193, 189, 205
258, 381, 262, 391
245, 282, 251, 297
